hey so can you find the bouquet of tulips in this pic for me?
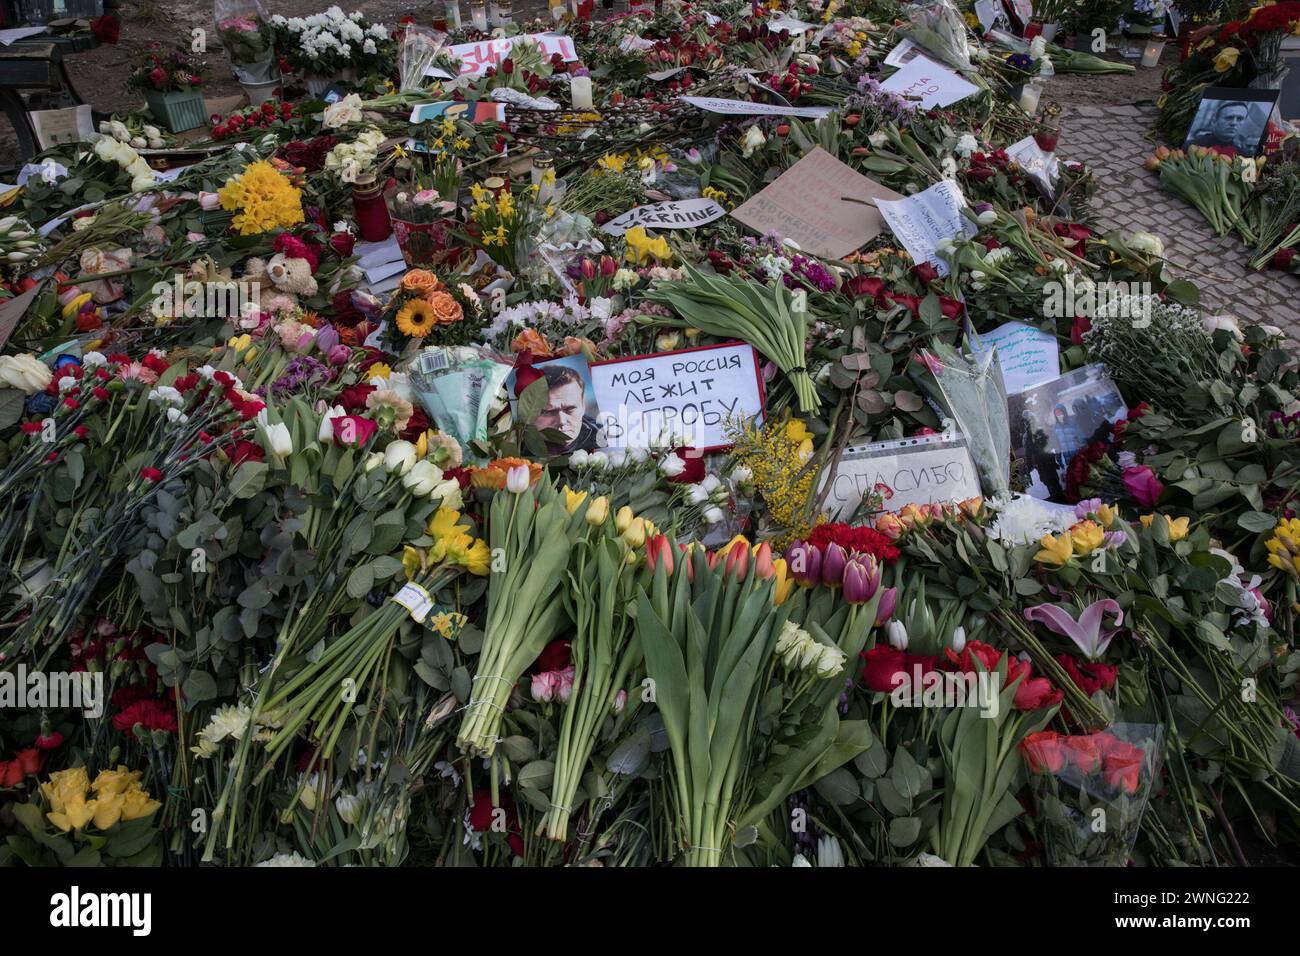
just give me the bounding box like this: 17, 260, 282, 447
1144, 145, 1262, 241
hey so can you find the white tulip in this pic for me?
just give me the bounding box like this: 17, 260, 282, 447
335, 793, 362, 825
318, 405, 346, 443
887, 620, 909, 651
951, 626, 967, 653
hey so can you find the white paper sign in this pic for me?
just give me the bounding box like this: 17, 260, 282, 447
769, 15, 818, 33
822, 433, 982, 519
968, 321, 1060, 394
879, 54, 979, 109
681, 96, 833, 119
1006, 135, 1060, 194
430, 33, 577, 78
875, 180, 978, 276
591, 343, 764, 450
600, 198, 726, 236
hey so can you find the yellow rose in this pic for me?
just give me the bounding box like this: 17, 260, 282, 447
1214, 47, 1240, 71
48, 793, 97, 832
119, 788, 161, 822
91, 766, 143, 797
1165, 516, 1190, 541
41, 766, 89, 814
93, 791, 126, 830
1034, 533, 1073, 566
1096, 503, 1118, 528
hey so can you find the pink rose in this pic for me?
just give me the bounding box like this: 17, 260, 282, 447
1122, 465, 1164, 508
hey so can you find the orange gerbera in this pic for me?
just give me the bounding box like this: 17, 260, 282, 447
469, 457, 544, 489
427, 290, 464, 325
401, 269, 444, 298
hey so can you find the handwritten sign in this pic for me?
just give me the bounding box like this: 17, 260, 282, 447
875, 179, 977, 276
879, 54, 979, 109
600, 198, 726, 236
1006, 136, 1059, 195
680, 96, 833, 119
731, 147, 902, 259
590, 342, 764, 451
428, 33, 577, 78
822, 433, 982, 520
968, 320, 1060, 394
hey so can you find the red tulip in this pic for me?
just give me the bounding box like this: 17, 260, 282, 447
646, 534, 674, 575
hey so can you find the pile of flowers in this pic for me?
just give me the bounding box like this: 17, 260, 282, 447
0, 0, 1295, 874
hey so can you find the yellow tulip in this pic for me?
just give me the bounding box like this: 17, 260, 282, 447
62, 292, 93, 320
622, 517, 647, 549
1070, 521, 1105, 555
1034, 533, 1073, 566
562, 486, 588, 515
615, 505, 634, 533
226, 333, 252, 352
585, 496, 610, 525
771, 558, 795, 605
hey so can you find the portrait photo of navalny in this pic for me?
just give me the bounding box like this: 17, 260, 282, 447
1184, 87, 1278, 158
534, 356, 601, 455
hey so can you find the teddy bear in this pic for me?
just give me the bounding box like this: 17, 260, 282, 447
243, 253, 318, 314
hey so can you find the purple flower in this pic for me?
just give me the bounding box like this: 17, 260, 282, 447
874, 586, 898, 626
1024, 599, 1125, 661
1122, 465, 1164, 508
785, 540, 822, 586
821, 543, 848, 588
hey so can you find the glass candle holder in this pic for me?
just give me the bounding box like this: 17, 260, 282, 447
353, 176, 393, 242
443, 0, 463, 30
1141, 37, 1166, 67
469, 0, 488, 31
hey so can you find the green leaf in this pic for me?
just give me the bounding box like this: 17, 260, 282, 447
517, 375, 550, 426
1237, 511, 1277, 533
228, 461, 269, 499
0, 388, 24, 429
346, 563, 375, 599
813, 767, 859, 805
888, 816, 922, 847
517, 759, 555, 790
181, 670, 218, 707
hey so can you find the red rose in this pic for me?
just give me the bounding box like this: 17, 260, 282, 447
1102, 740, 1146, 794
512, 351, 543, 397
1021, 731, 1066, 773
225, 440, 265, 466
330, 415, 378, 447
1059, 734, 1103, 772
912, 262, 941, 284
1013, 674, 1063, 711
843, 275, 886, 300
939, 295, 965, 320
330, 232, 356, 258
399, 405, 429, 443
1070, 314, 1091, 345
16, 747, 42, 774
338, 383, 376, 412
0, 761, 22, 787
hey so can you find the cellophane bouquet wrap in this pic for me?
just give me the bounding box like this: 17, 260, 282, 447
1021, 723, 1164, 866
214, 0, 279, 84
900, 0, 974, 72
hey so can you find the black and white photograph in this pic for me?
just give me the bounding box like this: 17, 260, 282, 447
1182, 86, 1278, 157
1009, 364, 1129, 501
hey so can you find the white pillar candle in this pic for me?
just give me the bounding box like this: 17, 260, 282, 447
1019, 83, 1041, 116
570, 75, 593, 110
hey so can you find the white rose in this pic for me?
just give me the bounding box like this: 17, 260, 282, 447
402, 459, 443, 496
383, 440, 417, 475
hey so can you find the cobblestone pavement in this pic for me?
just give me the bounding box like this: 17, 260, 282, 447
1055, 99, 1300, 340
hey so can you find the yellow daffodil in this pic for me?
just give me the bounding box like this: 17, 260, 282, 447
447, 536, 490, 576
426, 507, 467, 540
1214, 47, 1241, 71
598, 152, 629, 173
402, 544, 424, 579
367, 362, 392, 380
1070, 520, 1105, 555
1034, 533, 1074, 566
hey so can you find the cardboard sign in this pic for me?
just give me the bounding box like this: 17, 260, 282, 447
29, 106, 94, 150
822, 433, 982, 520
968, 320, 1060, 394
879, 54, 979, 109
875, 179, 978, 276
429, 33, 577, 78
590, 342, 764, 451
600, 198, 726, 236
768, 15, 818, 33
680, 96, 833, 119
409, 101, 506, 124
731, 147, 902, 259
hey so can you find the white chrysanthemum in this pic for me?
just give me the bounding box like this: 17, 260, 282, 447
256, 852, 316, 867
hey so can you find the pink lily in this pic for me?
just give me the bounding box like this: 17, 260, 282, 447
1023, 599, 1125, 660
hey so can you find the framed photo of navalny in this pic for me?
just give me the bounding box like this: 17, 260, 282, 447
1183, 86, 1279, 158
